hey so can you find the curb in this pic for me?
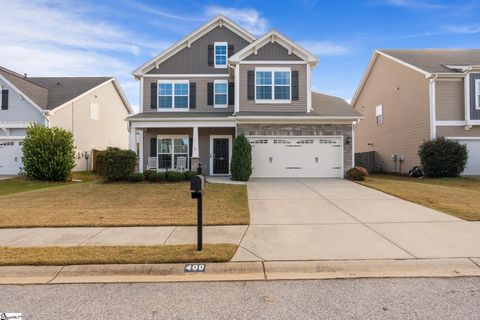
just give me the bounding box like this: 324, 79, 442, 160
0, 258, 479, 284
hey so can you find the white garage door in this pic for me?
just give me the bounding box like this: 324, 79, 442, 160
461, 139, 480, 175
248, 136, 343, 178
0, 140, 24, 175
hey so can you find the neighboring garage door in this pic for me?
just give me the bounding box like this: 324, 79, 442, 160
247, 136, 343, 178
0, 140, 24, 175
460, 139, 480, 175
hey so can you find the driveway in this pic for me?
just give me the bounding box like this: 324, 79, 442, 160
233, 179, 480, 261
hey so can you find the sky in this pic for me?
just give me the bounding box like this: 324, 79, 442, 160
0, 0, 479, 111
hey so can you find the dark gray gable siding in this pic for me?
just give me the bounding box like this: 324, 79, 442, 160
470, 73, 480, 120
148, 26, 250, 74
244, 42, 303, 61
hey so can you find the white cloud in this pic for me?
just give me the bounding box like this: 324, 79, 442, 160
204, 6, 269, 36
299, 41, 351, 56
378, 0, 446, 9
443, 25, 480, 34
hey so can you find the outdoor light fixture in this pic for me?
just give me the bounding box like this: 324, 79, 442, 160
346, 137, 351, 144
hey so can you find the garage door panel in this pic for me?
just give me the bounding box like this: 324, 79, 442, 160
0, 140, 23, 175
462, 140, 480, 175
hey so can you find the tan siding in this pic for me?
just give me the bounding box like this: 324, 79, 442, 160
239, 64, 307, 112
50, 81, 130, 171
143, 77, 234, 113
436, 126, 480, 137
353, 55, 430, 173
435, 79, 465, 121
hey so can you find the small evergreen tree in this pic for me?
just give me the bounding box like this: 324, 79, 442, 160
230, 133, 252, 181
22, 125, 75, 181
418, 137, 468, 177
96, 147, 137, 182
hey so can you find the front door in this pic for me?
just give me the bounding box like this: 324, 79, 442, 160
213, 138, 229, 174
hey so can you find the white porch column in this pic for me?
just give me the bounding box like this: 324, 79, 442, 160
137, 128, 144, 173
191, 126, 200, 171
129, 126, 136, 151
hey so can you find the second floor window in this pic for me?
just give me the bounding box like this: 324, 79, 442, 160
158, 81, 189, 110
255, 69, 291, 102
214, 42, 227, 68
375, 105, 383, 126
214, 80, 228, 108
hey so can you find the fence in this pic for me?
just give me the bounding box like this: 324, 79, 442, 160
355, 151, 377, 173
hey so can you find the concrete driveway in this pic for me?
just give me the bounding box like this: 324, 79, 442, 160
233, 179, 480, 261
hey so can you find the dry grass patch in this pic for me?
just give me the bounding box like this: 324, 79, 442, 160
0, 182, 249, 227
0, 244, 238, 266
358, 175, 480, 220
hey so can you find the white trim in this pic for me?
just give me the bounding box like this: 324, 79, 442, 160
192, 126, 199, 158
234, 65, 240, 113
141, 74, 230, 78
157, 79, 190, 111
306, 65, 312, 113
0, 121, 33, 128
156, 135, 190, 172
239, 61, 307, 65
209, 135, 233, 175
130, 120, 236, 129
137, 129, 144, 173
429, 76, 437, 138
446, 136, 480, 141
235, 115, 363, 120
0, 84, 2, 109
436, 121, 467, 126
214, 42, 228, 69
0, 73, 46, 113
132, 16, 255, 76
254, 67, 292, 104
139, 77, 144, 113
0, 136, 25, 140
352, 123, 355, 168
213, 79, 228, 108
475, 79, 480, 110
465, 74, 471, 124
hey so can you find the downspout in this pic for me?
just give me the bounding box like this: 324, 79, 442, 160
464, 67, 472, 129
428, 74, 438, 139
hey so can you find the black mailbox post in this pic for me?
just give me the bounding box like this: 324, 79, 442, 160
190, 175, 205, 252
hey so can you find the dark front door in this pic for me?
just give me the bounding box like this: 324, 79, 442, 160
213, 138, 229, 174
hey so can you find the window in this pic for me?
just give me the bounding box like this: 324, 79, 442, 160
255, 69, 291, 102
214, 42, 227, 68
90, 102, 99, 120
476, 79, 480, 110
158, 80, 189, 110
375, 105, 383, 126
157, 136, 189, 171
214, 80, 228, 108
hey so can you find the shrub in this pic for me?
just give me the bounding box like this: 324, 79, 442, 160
143, 169, 155, 180
96, 147, 137, 182
22, 125, 75, 181
127, 173, 144, 183
148, 172, 165, 182
167, 171, 185, 182
230, 133, 252, 181
184, 170, 197, 180
346, 167, 369, 181
418, 137, 468, 177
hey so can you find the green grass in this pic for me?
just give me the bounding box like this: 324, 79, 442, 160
358, 174, 480, 220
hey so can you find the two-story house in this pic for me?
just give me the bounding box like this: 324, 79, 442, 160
128, 16, 362, 178
0, 66, 133, 174
352, 49, 480, 175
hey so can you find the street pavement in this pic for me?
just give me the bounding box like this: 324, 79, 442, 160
1, 277, 480, 319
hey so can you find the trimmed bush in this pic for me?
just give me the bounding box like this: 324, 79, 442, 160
148, 172, 166, 182
184, 170, 197, 180
346, 167, 369, 181
230, 133, 252, 181
167, 171, 185, 182
418, 137, 468, 177
127, 173, 144, 183
143, 169, 155, 180
22, 125, 75, 181
96, 147, 137, 182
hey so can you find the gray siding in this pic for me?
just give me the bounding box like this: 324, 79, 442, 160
244, 42, 303, 61
0, 78, 45, 125
143, 76, 234, 113
470, 73, 480, 120
148, 26, 250, 75
239, 64, 308, 112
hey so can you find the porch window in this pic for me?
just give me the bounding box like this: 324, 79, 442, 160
158, 80, 189, 110
157, 137, 189, 171
214, 80, 228, 108
214, 42, 227, 68
475, 79, 480, 110
255, 69, 291, 102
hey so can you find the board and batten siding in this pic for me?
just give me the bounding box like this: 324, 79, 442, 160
244, 42, 303, 61
239, 64, 307, 112
0, 78, 45, 125
143, 77, 234, 113
435, 79, 465, 121
147, 26, 250, 75
353, 54, 430, 173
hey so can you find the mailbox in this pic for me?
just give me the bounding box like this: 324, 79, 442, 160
190, 174, 205, 251
190, 175, 205, 198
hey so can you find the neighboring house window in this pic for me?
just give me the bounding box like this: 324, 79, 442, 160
158, 80, 189, 110
255, 68, 291, 102
157, 136, 189, 171
90, 102, 99, 120
214, 42, 227, 68
214, 80, 228, 108
476, 79, 480, 110
375, 105, 383, 126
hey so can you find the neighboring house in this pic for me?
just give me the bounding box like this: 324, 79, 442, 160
128, 16, 362, 178
0, 67, 133, 174
352, 49, 480, 175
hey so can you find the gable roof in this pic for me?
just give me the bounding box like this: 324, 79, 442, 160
0, 66, 48, 110
229, 30, 318, 66
132, 15, 256, 77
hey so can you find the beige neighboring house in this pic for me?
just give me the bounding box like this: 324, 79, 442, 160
0, 66, 133, 174
352, 49, 480, 175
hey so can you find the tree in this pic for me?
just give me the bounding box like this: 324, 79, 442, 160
96, 147, 137, 182
230, 133, 252, 181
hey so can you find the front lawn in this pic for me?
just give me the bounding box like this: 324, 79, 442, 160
358, 174, 480, 220
0, 244, 237, 266
0, 181, 249, 227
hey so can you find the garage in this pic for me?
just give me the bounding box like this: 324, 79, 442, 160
460, 139, 480, 176
0, 140, 24, 175
247, 136, 343, 178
